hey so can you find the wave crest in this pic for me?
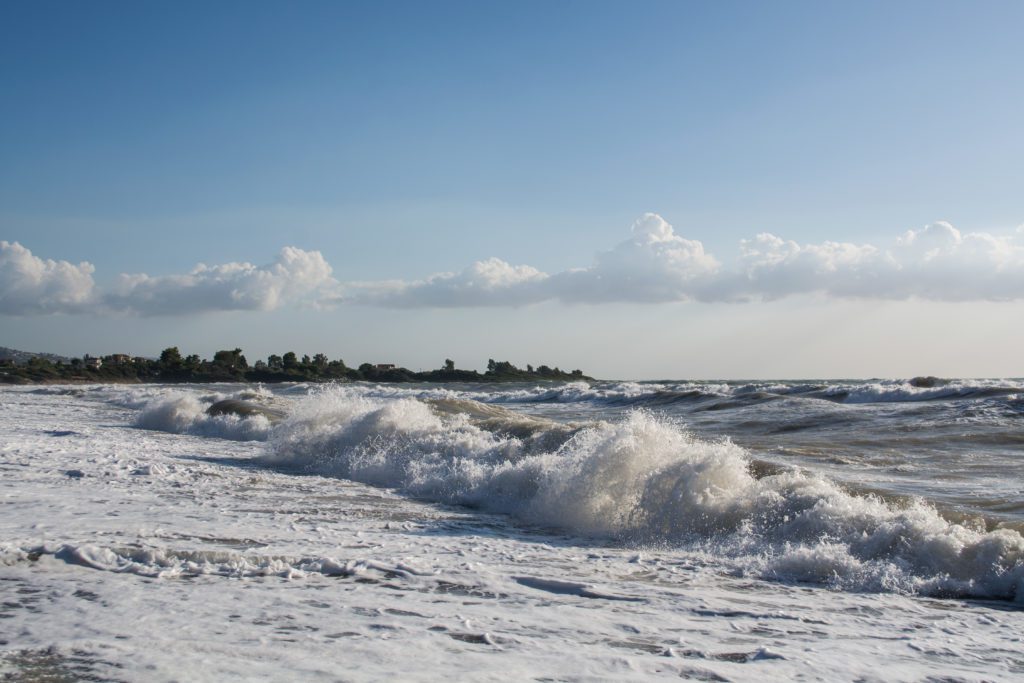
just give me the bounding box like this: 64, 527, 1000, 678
262, 388, 1024, 600
134, 392, 275, 441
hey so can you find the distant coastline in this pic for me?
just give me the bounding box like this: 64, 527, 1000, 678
0, 346, 591, 385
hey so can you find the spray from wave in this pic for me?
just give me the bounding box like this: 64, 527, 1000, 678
260, 386, 1024, 601
133, 388, 280, 441
335, 377, 1024, 414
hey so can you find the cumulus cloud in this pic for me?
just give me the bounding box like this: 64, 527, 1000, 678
350, 257, 549, 308
348, 213, 721, 307
106, 247, 338, 315
890, 222, 1024, 300
549, 213, 720, 303
5, 216, 1024, 315
0, 241, 97, 314
734, 233, 896, 301
734, 221, 1024, 302
351, 215, 1024, 306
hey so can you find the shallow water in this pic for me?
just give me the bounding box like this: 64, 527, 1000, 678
1, 381, 1022, 681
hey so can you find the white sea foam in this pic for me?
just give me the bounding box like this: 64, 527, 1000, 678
344, 378, 1024, 409
478, 381, 732, 405
15, 542, 423, 581
134, 392, 273, 441
264, 387, 1024, 600
477, 378, 1024, 407
820, 378, 1024, 403
3, 382, 1022, 681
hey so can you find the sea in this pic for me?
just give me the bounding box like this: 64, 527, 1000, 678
1, 379, 1022, 681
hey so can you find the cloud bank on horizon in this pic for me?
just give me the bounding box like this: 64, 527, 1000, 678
106, 246, 336, 316
3, 215, 1024, 316
0, 241, 338, 316
0, 240, 97, 315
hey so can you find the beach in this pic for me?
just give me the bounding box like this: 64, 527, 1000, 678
1, 381, 1022, 681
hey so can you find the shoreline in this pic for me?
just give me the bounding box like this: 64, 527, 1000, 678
0, 349, 592, 386
0, 374, 594, 386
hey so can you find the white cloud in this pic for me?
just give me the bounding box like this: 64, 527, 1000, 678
889, 222, 1024, 300
5, 216, 1024, 316
351, 213, 720, 307
106, 246, 338, 315
0, 241, 97, 315
549, 213, 720, 303
734, 233, 895, 300
349, 257, 549, 308
732, 221, 1024, 302
357, 215, 1024, 306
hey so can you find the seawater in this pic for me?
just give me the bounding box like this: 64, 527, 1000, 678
3, 380, 1023, 681
129, 378, 1024, 601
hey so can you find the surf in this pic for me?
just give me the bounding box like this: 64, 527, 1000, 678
253, 386, 1024, 602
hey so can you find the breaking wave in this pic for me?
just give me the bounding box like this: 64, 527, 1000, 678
495, 378, 1024, 408
262, 387, 1024, 601
345, 378, 1024, 410
817, 380, 1023, 404
133, 388, 281, 441
5, 542, 431, 581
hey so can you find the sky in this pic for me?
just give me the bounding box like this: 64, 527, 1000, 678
2, 0, 1023, 379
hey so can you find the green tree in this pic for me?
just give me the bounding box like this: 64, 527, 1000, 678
313, 353, 329, 369
159, 347, 182, 368
268, 354, 283, 370
487, 360, 518, 375
213, 348, 247, 369
444, 358, 455, 372
282, 351, 298, 370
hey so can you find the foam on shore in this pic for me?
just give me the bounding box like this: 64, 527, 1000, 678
260, 386, 1024, 601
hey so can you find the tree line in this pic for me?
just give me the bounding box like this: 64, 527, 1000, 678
0, 347, 590, 384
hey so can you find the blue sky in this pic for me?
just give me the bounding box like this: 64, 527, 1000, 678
2, 1, 1023, 378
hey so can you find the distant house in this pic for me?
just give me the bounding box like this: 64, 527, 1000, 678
108, 354, 133, 365
375, 364, 396, 370
84, 356, 102, 369
0, 359, 14, 367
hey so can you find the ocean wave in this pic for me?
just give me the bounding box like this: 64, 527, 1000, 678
479, 381, 731, 406
132, 389, 280, 441
260, 387, 1024, 601
348, 378, 1024, 410
336, 381, 682, 406
816, 379, 1024, 404
27, 386, 88, 397
474, 378, 1024, 409
9, 542, 431, 581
